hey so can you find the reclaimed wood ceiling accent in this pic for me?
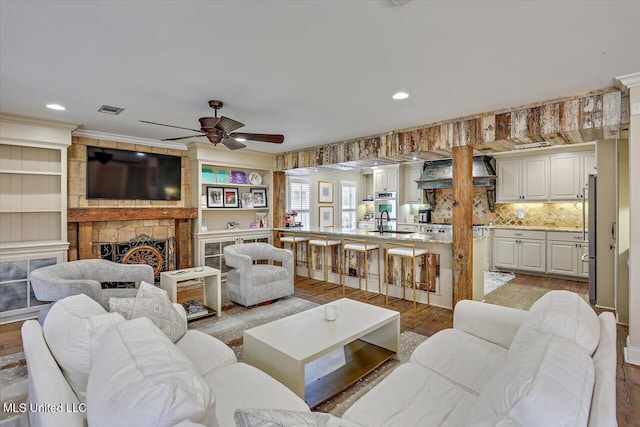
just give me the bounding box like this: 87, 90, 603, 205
275, 87, 628, 171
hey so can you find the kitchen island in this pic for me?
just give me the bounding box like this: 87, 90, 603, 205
277, 227, 485, 310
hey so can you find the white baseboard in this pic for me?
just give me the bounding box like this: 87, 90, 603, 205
624, 336, 640, 366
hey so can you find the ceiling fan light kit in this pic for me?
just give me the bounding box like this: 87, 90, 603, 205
140, 99, 284, 150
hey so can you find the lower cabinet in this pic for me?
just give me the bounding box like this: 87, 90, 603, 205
546, 232, 589, 278
0, 243, 68, 323
195, 230, 272, 279
397, 224, 418, 232
492, 229, 546, 273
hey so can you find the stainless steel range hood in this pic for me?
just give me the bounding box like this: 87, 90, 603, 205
415, 155, 497, 211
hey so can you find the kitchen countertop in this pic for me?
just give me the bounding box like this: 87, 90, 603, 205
483, 225, 587, 232
277, 227, 485, 244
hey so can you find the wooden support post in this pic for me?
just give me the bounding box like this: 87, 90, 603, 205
78, 222, 93, 260
452, 145, 474, 306
272, 171, 286, 248
175, 218, 192, 269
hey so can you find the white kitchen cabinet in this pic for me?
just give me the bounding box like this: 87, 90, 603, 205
373, 166, 398, 192
397, 224, 418, 232
496, 157, 548, 202
549, 151, 596, 200
402, 164, 424, 204
492, 229, 546, 273
358, 221, 376, 230
546, 231, 588, 278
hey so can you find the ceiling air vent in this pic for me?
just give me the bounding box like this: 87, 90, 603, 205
97, 105, 125, 115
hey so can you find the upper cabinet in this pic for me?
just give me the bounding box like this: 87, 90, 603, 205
402, 164, 424, 204
549, 152, 596, 200
496, 148, 594, 203
373, 166, 398, 192
497, 156, 549, 202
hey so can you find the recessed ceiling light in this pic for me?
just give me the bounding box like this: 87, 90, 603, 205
412, 156, 417, 160
46, 104, 66, 111
136, 152, 146, 156
235, 137, 247, 142
374, 162, 378, 165
392, 92, 409, 100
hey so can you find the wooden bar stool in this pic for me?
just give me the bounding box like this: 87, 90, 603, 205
279, 232, 308, 279
307, 234, 341, 289
384, 242, 429, 312
341, 238, 381, 299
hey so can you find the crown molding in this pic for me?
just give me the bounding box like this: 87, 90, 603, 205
0, 113, 79, 131
615, 72, 640, 90
72, 129, 187, 151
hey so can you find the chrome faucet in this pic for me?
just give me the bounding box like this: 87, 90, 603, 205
377, 210, 391, 233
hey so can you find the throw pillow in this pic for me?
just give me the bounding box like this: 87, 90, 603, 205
136, 280, 169, 300
87, 317, 215, 427
509, 290, 600, 356
43, 294, 125, 401
109, 296, 186, 342
234, 409, 363, 427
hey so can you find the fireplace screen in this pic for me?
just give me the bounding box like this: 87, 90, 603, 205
95, 234, 175, 284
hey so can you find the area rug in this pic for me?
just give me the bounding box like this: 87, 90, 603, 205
190, 296, 428, 416
484, 270, 516, 296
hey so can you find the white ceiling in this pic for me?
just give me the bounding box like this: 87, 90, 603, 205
1, 1, 638, 154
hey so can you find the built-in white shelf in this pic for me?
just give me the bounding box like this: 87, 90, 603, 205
202, 182, 269, 188
0, 170, 62, 176
201, 207, 269, 211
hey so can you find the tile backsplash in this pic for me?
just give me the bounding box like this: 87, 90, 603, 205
429, 189, 585, 228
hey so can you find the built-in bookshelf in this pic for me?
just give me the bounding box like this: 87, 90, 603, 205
0, 115, 76, 323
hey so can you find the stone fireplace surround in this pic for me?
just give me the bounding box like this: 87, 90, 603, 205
66, 136, 196, 269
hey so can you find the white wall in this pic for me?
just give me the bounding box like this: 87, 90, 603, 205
286, 169, 361, 228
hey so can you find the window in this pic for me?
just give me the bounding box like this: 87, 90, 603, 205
341, 181, 357, 229
287, 178, 310, 228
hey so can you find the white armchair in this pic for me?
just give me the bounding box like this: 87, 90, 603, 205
30, 259, 155, 318
223, 243, 294, 307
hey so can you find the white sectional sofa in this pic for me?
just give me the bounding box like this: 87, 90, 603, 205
341, 291, 617, 427
23, 290, 616, 427
21, 294, 309, 427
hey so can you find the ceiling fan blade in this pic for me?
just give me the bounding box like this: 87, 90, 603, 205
162, 135, 204, 141
216, 116, 244, 134
222, 138, 246, 150
139, 120, 203, 133
229, 132, 284, 144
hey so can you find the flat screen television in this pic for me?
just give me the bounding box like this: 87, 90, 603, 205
86, 146, 182, 201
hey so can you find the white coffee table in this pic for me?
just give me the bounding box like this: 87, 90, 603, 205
243, 298, 400, 407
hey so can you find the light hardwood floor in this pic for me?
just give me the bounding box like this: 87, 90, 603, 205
1, 274, 638, 425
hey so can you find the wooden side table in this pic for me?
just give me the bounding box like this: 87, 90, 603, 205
160, 266, 221, 321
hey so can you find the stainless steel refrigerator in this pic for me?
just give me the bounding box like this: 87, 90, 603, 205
586, 174, 597, 305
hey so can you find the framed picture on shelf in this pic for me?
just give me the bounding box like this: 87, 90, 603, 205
318, 181, 333, 203
240, 192, 253, 208
223, 188, 239, 208
319, 206, 334, 227
206, 187, 224, 208
251, 188, 268, 208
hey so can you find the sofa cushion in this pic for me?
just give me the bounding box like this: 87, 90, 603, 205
42, 294, 124, 401
86, 317, 216, 427
342, 363, 477, 427
252, 264, 289, 284
234, 409, 363, 427
410, 328, 508, 395
109, 295, 187, 342
466, 334, 595, 427
510, 290, 600, 356
175, 330, 237, 376
203, 363, 310, 427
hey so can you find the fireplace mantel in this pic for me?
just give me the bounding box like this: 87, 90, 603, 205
68, 207, 197, 222
67, 207, 197, 268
